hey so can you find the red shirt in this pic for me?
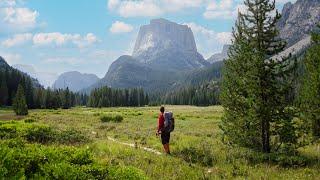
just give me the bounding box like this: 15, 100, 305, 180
158, 113, 164, 132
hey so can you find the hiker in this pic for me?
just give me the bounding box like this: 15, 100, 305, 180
156, 106, 174, 154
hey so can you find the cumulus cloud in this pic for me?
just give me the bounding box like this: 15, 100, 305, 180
0, 0, 39, 33
2, 32, 99, 48
185, 22, 232, 44
184, 22, 232, 58
33, 32, 99, 48
107, 0, 207, 17
2, 33, 32, 47
110, 21, 133, 33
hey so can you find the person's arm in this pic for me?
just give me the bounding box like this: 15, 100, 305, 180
157, 114, 164, 134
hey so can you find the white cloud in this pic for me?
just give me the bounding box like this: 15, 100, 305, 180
107, 0, 120, 10
32, 32, 98, 48
184, 22, 232, 58
185, 22, 232, 44
118, 1, 162, 17
110, 21, 133, 33
2, 32, 99, 48
107, 0, 207, 17
0, 0, 16, 7
2, 33, 32, 47
0, 7, 39, 33
0, 52, 21, 65
203, 0, 235, 19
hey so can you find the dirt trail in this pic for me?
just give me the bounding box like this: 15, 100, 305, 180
107, 136, 162, 155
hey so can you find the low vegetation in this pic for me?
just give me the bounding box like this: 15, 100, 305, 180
0, 106, 319, 179
100, 115, 123, 123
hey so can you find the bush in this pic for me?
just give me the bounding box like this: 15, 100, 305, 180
108, 166, 149, 180
0, 125, 17, 139
24, 126, 56, 144
0, 140, 147, 179
24, 118, 36, 123
175, 145, 214, 166
100, 115, 123, 123
57, 129, 88, 144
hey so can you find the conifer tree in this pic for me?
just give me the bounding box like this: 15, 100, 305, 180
221, 0, 297, 153
0, 76, 9, 106
13, 84, 28, 115
299, 25, 320, 138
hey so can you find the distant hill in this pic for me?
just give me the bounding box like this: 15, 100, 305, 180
53, 71, 99, 92
206, 45, 230, 64
13, 64, 58, 88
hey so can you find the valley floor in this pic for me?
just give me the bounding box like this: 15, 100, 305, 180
0, 106, 319, 179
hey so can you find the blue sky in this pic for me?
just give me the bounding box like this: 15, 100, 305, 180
0, 0, 295, 87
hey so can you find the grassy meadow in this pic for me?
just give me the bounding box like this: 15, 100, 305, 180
0, 106, 319, 179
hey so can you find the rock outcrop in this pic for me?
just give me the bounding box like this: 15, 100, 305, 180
278, 0, 320, 47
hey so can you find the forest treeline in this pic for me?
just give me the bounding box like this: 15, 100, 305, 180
0, 66, 150, 111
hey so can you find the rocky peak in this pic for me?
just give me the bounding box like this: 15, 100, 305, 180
132, 18, 198, 61
207, 45, 231, 64
278, 0, 320, 47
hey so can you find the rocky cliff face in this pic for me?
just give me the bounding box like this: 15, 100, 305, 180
132, 18, 209, 71
207, 45, 230, 63
278, 0, 320, 47
53, 71, 99, 92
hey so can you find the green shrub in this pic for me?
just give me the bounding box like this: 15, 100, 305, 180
0, 125, 17, 139
57, 129, 88, 144
108, 166, 149, 180
175, 144, 215, 167
24, 126, 56, 144
0, 140, 145, 179
24, 118, 36, 123
100, 115, 123, 123
70, 149, 93, 166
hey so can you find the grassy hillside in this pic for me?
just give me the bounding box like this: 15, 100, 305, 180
0, 106, 319, 179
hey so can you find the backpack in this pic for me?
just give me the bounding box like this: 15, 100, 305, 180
164, 111, 175, 133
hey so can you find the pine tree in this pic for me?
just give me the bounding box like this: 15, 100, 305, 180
299, 25, 320, 138
13, 84, 28, 115
62, 87, 71, 109
221, 0, 297, 153
0, 76, 9, 106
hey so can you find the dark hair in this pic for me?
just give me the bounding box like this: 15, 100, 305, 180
160, 106, 165, 113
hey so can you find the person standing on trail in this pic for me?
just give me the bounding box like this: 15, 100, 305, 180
156, 106, 174, 155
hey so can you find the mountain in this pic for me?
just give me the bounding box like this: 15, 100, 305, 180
278, 0, 320, 47
132, 18, 210, 71
53, 71, 99, 92
0, 56, 42, 88
13, 64, 58, 88
206, 45, 230, 63
86, 19, 210, 93
0, 56, 9, 68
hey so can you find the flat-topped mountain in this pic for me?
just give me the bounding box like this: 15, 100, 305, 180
53, 71, 99, 92
86, 19, 210, 93
132, 18, 209, 71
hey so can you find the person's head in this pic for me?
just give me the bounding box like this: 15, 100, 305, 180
160, 106, 165, 113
